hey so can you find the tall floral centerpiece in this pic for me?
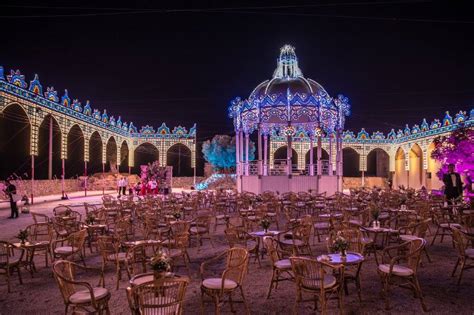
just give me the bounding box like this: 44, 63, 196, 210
332, 232, 349, 258
17, 229, 28, 245
150, 251, 172, 280
261, 217, 271, 233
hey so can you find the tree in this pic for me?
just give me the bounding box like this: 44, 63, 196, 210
431, 126, 474, 180
202, 135, 255, 172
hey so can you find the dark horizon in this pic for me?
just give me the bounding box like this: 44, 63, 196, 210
1, 1, 474, 176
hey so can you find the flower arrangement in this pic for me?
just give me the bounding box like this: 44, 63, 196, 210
332, 232, 349, 257
17, 229, 28, 244
85, 213, 96, 225
261, 217, 271, 232
150, 251, 172, 274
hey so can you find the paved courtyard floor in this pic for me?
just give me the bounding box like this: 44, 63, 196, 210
0, 192, 473, 314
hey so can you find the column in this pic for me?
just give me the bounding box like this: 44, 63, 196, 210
309, 136, 314, 176
317, 135, 322, 176
31, 155, 35, 204
263, 135, 268, 175
257, 128, 263, 175
102, 163, 105, 195
245, 133, 250, 176
287, 135, 292, 176
235, 130, 240, 176
239, 131, 244, 167
84, 161, 88, 196
61, 158, 66, 199
328, 135, 333, 175
48, 116, 53, 180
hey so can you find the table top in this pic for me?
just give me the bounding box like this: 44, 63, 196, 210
363, 227, 398, 233
317, 252, 364, 265
319, 213, 343, 218
13, 241, 48, 248
250, 230, 281, 237
86, 224, 107, 229
122, 239, 162, 247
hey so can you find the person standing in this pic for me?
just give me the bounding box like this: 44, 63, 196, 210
4, 179, 19, 219
117, 177, 123, 197
443, 163, 463, 203
122, 177, 128, 196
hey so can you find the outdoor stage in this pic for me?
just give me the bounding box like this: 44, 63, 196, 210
238, 175, 341, 195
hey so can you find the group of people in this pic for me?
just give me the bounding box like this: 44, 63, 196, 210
117, 176, 162, 197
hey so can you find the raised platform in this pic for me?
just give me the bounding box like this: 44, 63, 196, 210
238, 175, 340, 194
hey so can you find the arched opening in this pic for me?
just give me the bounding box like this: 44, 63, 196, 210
366, 148, 389, 177
273, 146, 298, 171
394, 147, 407, 188
167, 143, 192, 177
119, 141, 129, 173
342, 147, 360, 177
0, 104, 31, 180
305, 147, 330, 174
427, 142, 443, 190
37, 114, 62, 179
66, 125, 84, 178
88, 131, 103, 175
409, 143, 423, 189
105, 137, 118, 173
134, 142, 159, 174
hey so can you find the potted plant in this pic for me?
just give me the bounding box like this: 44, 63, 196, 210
17, 229, 28, 245
150, 251, 172, 280
21, 195, 30, 214
261, 217, 271, 233
332, 233, 349, 258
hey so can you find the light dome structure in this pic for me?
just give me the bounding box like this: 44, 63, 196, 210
229, 44, 351, 193
230, 44, 350, 136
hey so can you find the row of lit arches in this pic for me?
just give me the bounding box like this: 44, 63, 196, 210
0, 104, 193, 179
273, 146, 390, 177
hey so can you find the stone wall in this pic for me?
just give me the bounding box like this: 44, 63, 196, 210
172, 177, 205, 189
343, 177, 388, 189
6, 179, 83, 198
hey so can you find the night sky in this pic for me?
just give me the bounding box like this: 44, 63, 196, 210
1, 1, 473, 149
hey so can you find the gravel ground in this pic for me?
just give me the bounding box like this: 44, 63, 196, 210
0, 195, 473, 315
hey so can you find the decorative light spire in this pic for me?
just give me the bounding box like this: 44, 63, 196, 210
273, 44, 303, 79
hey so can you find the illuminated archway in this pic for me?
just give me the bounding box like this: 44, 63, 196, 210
342, 147, 360, 177
119, 141, 129, 173
66, 125, 84, 178
105, 137, 117, 173
409, 143, 423, 189
0, 104, 31, 179
37, 114, 62, 179
167, 143, 192, 177
134, 142, 159, 173
394, 147, 407, 188
89, 131, 103, 175
273, 146, 298, 171
366, 148, 389, 177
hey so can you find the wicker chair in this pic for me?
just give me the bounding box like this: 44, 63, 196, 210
126, 276, 189, 315
451, 227, 474, 285
376, 238, 427, 311
200, 247, 250, 314
97, 235, 130, 289
52, 229, 87, 265
30, 211, 50, 224
290, 256, 344, 315
190, 215, 214, 251
24, 222, 54, 268
398, 219, 432, 263
224, 226, 261, 267
52, 260, 110, 314
0, 241, 24, 292
263, 237, 294, 299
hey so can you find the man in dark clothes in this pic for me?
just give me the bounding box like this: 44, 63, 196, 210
443, 164, 463, 203
4, 179, 19, 218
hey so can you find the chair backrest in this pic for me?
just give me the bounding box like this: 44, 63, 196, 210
406, 238, 425, 273
171, 221, 190, 237
327, 229, 363, 253
53, 205, 73, 217
130, 277, 189, 315
263, 237, 280, 265
0, 241, 13, 265
25, 223, 53, 242
126, 243, 161, 276
290, 256, 330, 292
30, 211, 50, 224
68, 229, 87, 249
451, 228, 467, 258
223, 247, 249, 286
98, 235, 119, 259
52, 260, 77, 304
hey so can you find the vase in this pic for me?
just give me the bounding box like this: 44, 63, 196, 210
264, 228, 268, 233
20, 240, 26, 245
340, 250, 347, 259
